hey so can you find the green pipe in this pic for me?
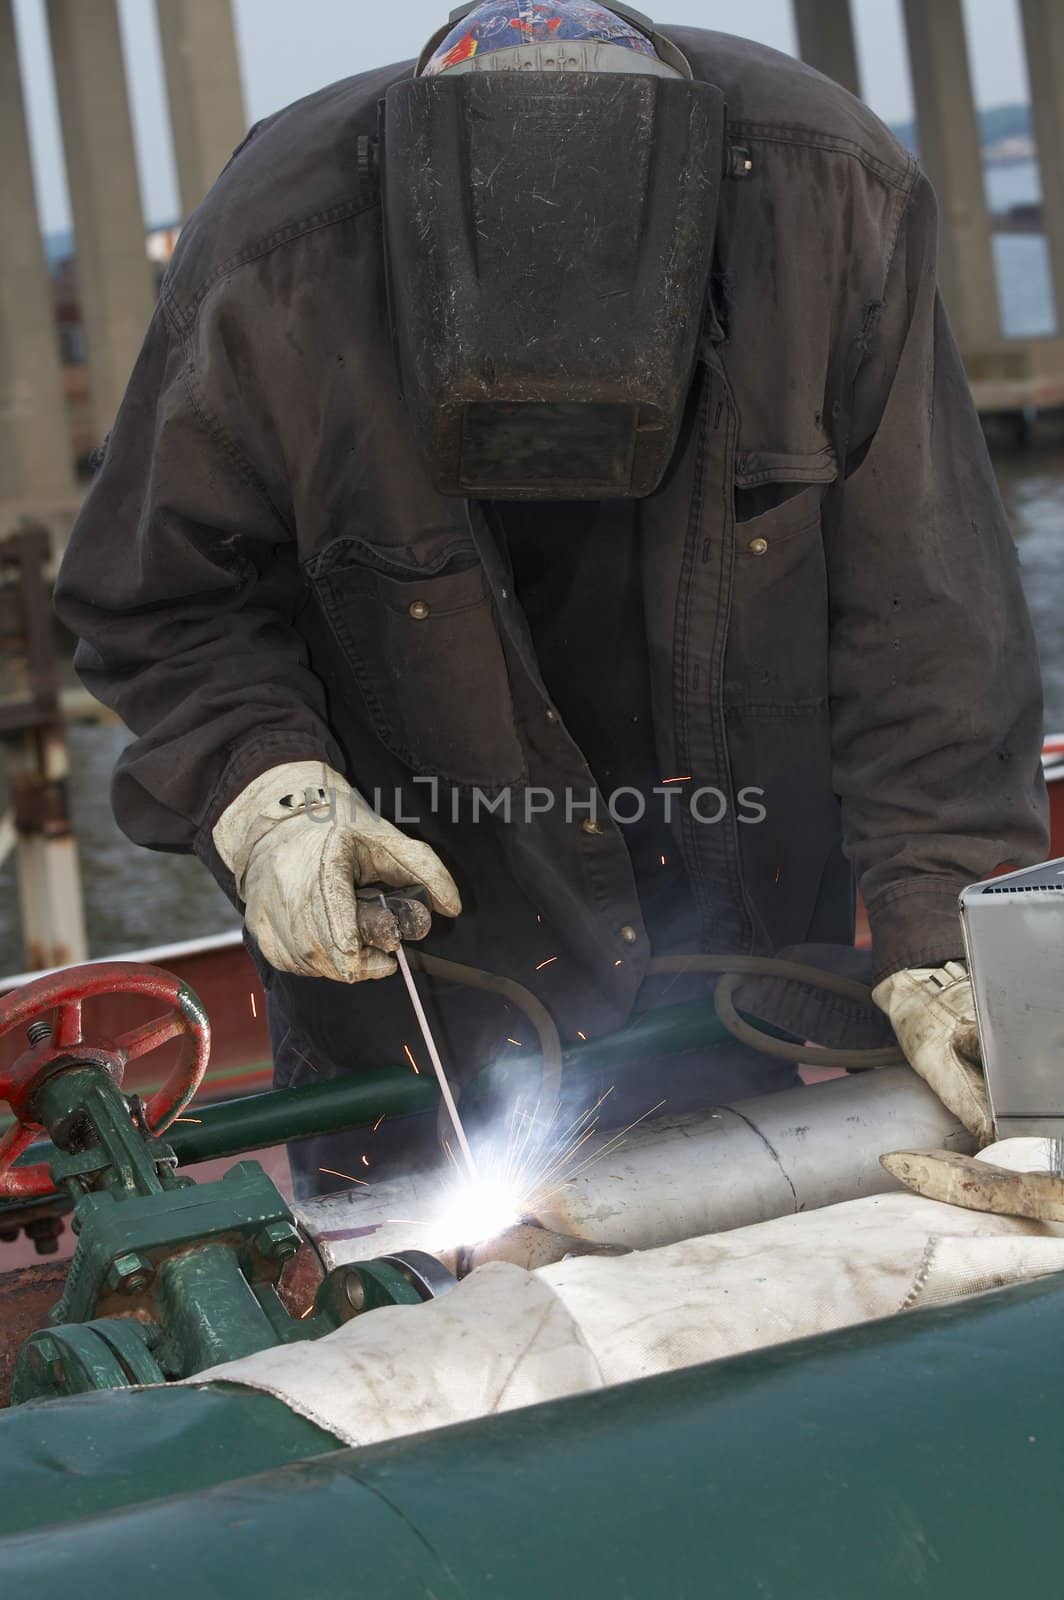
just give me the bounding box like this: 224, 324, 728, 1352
5, 1271, 1064, 1595
8, 1068, 441, 1186
8, 999, 737, 1184
0, 1383, 341, 1539
166, 1068, 440, 1165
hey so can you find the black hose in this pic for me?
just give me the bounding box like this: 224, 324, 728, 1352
405, 948, 903, 1158
646, 955, 905, 1070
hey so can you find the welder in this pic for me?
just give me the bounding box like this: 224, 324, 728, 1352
55, 2, 1048, 1193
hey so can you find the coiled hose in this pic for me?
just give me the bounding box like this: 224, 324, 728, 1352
408, 949, 905, 1139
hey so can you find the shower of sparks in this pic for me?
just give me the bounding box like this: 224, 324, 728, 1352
394, 1089, 668, 1252
536, 956, 559, 972
249, 991, 258, 1018
403, 1043, 421, 1075
319, 1166, 369, 1187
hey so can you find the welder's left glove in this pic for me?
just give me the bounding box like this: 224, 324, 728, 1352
873, 961, 992, 1144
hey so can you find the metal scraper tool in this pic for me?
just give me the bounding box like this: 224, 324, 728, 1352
372, 890, 478, 1182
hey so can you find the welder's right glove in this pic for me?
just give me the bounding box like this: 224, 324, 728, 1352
212, 761, 461, 983
872, 961, 993, 1144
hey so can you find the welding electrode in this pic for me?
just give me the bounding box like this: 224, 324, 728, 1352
358, 886, 478, 1181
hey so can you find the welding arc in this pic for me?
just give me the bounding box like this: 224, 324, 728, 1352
386, 899, 478, 1180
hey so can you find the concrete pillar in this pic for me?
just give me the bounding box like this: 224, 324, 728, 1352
156, 0, 247, 219
1019, 0, 1064, 333
0, 0, 75, 510
793, 0, 861, 98
902, 0, 1001, 352
45, 0, 156, 441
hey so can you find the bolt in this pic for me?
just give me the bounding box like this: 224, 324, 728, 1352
25, 1335, 62, 1388
343, 1272, 367, 1314
253, 1221, 302, 1263
26, 1020, 53, 1046
107, 1252, 154, 1295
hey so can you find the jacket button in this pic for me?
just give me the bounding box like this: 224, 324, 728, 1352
581, 819, 604, 836
620, 925, 638, 945
747, 537, 769, 556
408, 600, 430, 620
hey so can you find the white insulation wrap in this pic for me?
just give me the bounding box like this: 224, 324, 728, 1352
298, 1066, 973, 1266
191, 1190, 1064, 1450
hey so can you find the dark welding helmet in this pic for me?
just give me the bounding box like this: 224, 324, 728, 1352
381, 1, 725, 500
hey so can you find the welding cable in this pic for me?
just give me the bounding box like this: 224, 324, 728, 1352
646, 954, 906, 1070
405, 950, 565, 1134
406, 951, 900, 1157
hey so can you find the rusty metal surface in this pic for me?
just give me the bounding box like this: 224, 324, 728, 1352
276, 1236, 326, 1319
0, 1258, 67, 1407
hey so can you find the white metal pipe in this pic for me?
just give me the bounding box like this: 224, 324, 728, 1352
298, 1067, 972, 1266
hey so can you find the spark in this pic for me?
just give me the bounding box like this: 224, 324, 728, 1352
507, 1037, 523, 1047
660, 855, 667, 866
403, 1043, 421, 1075
361, 1155, 370, 1168
577, 1030, 587, 1041
615, 959, 623, 967
175, 1116, 203, 1124
300, 1305, 314, 1319
535, 956, 559, 971
400, 1085, 668, 1254
249, 991, 258, 1018
319, 1166, 369, 1187
373, 1115, 386, 1133
661, 775, 691, 784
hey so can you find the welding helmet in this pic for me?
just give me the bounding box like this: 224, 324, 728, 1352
380, 1, 725, 499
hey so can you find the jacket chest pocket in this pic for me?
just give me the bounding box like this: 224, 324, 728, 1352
311, 545, 527, 791
725, 451, 836, 711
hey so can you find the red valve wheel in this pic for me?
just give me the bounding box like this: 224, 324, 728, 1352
0, 962, 211, 1199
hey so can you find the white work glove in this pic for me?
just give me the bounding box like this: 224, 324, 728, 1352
212, 761, 461, 983
873, 959, 992, 1143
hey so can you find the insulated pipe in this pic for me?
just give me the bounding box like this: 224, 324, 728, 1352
299, 1067, 973, 1265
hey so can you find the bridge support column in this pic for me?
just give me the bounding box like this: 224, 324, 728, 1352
156, 0, 247, 219
793, 0, 861, 97
1020, 0, 1064, 333
45, 0, 156, 445
0, 0, 75, 515
902, 0, 1001, 353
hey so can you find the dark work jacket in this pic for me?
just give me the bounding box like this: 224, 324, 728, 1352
55, 28, 1048, 1070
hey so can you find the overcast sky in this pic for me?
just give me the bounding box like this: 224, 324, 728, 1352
13, 0, 1033, 234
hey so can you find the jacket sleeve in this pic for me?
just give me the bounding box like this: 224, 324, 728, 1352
826, 171, 1049, 980
54, 298, 344, 878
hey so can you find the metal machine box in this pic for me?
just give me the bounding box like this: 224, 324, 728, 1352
960, 857, 1064, 1137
